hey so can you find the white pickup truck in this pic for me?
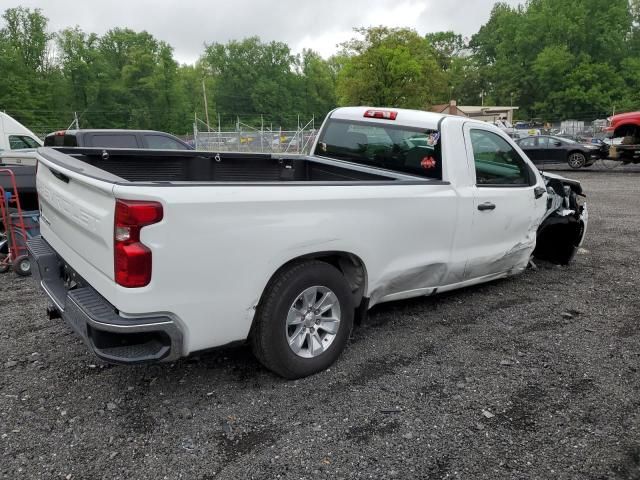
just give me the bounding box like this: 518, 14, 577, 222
27, 107, 587, 378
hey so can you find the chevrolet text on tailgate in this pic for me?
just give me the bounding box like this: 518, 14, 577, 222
27, 107, 588, 379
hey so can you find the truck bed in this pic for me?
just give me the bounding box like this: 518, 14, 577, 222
47, 148, 417, 184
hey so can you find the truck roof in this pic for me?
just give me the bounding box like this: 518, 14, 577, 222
43, 129, 193, 150
47, 129, 180, 136
0, 112, 42, 141
609, 111, 640, 125
329, 106, 482, 131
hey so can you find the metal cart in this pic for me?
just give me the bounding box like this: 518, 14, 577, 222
0, 168, 39, 276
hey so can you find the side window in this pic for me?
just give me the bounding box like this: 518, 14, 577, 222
21, 136, 40, 148
317, 119, 443, 179
537, 137, 549, 148
519, 137, 535, 148
470, 129, 533, 186
145, 134, 188, 150
88, 134, 139, 148
9, 135, 38, 150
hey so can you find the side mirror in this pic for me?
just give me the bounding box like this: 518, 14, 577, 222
554, 141, 562, 147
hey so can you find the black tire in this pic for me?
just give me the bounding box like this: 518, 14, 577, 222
567, 151, 586, 169
12, 255, 31, 276
250, 260, 354, 379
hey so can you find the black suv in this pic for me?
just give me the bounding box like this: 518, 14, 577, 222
44, 129, 193, 150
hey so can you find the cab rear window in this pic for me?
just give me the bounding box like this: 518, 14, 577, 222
314, 119, 442, 179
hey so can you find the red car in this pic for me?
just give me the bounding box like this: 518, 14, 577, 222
605, 112, 640, 163
606, 111, 640, 137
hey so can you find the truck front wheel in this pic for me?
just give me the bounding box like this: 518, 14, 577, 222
250, 260, 354, 379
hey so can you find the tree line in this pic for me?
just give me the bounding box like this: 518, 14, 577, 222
1, 1, 639, 136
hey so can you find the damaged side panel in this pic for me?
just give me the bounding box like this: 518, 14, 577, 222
463, 236, 536, 281
369, 263, 448, 306
368, 174, 587, 309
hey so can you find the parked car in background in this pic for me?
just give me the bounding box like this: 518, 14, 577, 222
514, 120, 544, 137
1, 129, 193, 211
44, 129, 193, 150
516, 135, 601, 169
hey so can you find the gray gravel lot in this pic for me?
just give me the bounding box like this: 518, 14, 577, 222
1, 171, 639, 480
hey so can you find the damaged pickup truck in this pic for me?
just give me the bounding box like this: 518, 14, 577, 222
27, 107, 587, 379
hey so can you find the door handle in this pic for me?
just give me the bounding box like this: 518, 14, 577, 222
478, 202, 496, 211
534, 186, 546, 199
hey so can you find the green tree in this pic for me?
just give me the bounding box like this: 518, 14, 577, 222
470, 0, 638, 119
2, 6, 51, 71
0, 7, 67, 132
57, 27, 100, 111
425, 31, 466, 72
336, 27, 447, 108
299, 49, 337, 120
202, 37, 320, 128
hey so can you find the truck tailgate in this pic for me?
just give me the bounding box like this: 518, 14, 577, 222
37, 154, 116, 284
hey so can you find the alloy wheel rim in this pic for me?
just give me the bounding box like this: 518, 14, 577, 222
286, 286, 341, 359
569, 153, 585, 168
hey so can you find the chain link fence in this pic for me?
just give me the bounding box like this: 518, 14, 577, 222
193, 129, 318, 154
509, 116, 611, 141
192, 115, 319, 154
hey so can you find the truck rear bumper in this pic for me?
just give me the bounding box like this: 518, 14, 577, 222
27, 236, 183, 365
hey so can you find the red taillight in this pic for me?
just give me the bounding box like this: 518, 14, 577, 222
364, 110, 398, 120
114, 199, 163, 288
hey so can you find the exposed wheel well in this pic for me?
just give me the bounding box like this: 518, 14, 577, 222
613, 123, 640, 138
262, 252, 368, 308
534, 216, 584, 265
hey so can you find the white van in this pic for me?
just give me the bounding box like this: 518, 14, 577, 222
0, 112, 41, 210
0, 112, 42, 158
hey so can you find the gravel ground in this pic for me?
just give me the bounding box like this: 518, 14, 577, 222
543, 162, 640, 173
1, 171, 639, 480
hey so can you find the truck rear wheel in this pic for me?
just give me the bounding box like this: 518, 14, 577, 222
250, 260, 354, 379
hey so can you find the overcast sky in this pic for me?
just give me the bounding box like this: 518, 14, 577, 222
1, 0, 522, 64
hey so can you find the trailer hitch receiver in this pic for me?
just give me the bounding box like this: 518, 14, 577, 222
46, 304, 61, 320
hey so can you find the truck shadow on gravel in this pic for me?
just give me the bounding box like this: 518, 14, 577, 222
346, 418, 400, 443
492, 384, 549, 431
66, 267, 580, 390
128, 276, 541, 386
339, 347, 436, 389
216, 426, 281, 465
